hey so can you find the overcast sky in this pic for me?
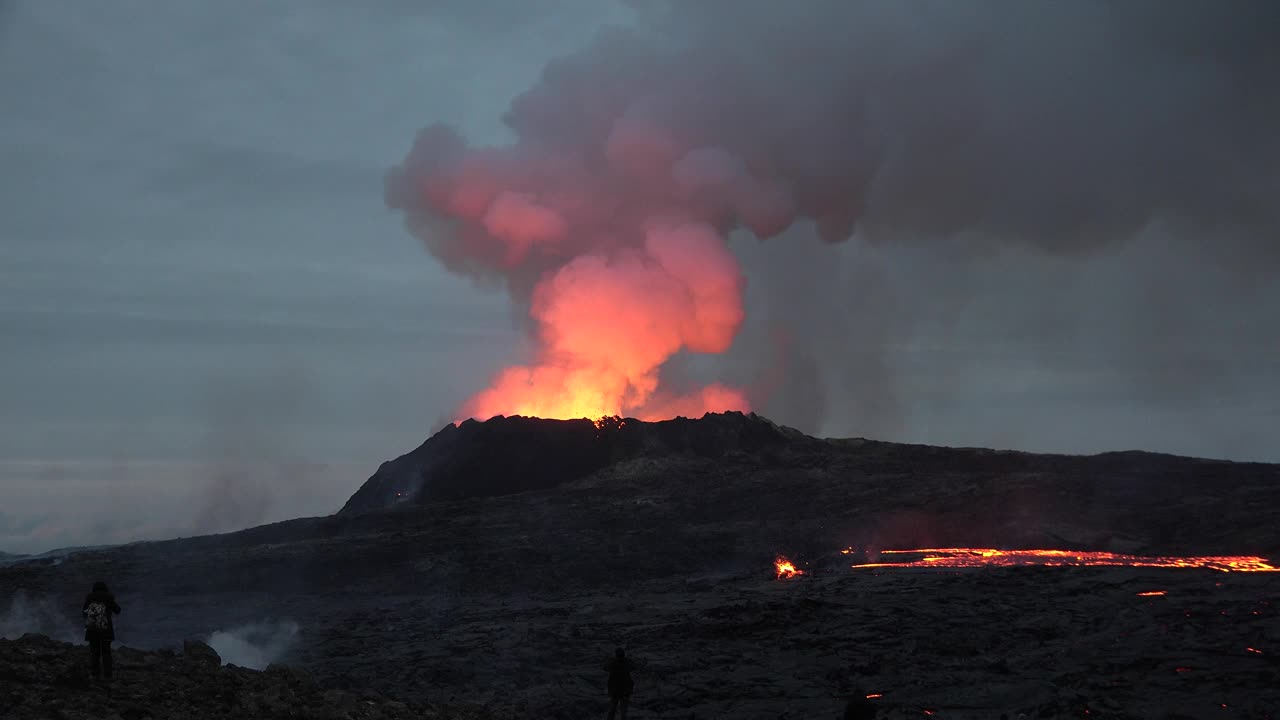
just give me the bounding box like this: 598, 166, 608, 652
2, 1, 1276, 554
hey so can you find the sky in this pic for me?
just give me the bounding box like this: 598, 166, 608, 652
1, 1, 1277, 554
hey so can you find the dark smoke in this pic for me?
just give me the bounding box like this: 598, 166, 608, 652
635, 0, 1278, 251
386, 0, 1278, 440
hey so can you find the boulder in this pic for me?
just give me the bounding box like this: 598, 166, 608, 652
182, 639, 221, 667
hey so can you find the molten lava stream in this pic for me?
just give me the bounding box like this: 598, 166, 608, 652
844, 548, 1280, 572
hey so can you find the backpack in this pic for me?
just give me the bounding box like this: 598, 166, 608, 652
85, 601, 110, 631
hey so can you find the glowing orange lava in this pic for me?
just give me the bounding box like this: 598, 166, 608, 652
454, 223, 753, 422
775, 556, 804, 579
844, 548, 1279, 572
1136, 590, 1168, 597
592, 415, 628, 430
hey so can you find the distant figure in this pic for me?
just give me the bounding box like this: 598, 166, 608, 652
82, 581, 122, 680
604, 647, 634, 720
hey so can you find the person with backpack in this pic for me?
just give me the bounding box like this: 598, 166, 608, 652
82, 581, 122, 681
603, 647, 634, 720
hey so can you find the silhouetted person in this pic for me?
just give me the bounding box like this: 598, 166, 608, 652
82, 581, 121, 681
604, 647, 634, 720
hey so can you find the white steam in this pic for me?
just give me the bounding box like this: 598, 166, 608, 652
206, 620, 300, 670
0, 589, 79, 643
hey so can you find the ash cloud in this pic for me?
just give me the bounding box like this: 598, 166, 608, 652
649, 0, 1278, 252
392, 1, 1277, 260
387, 1, 1277, 443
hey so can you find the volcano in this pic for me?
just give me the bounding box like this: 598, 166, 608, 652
341, 411, 804, 513
4, 412, 1280, 718
341, 411, 1278, 557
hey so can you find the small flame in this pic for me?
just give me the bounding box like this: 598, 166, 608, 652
1136, 590, 1167, 596
865, 693, 883, 699
775, 556, 804, 579
1246, 647, 1263, 655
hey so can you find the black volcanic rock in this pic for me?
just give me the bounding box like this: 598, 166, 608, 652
182, 638, 221, 667
341, 411, 804, 514
0, 633, 492, 720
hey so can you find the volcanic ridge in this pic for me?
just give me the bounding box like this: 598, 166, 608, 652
342, 411, 1279, 558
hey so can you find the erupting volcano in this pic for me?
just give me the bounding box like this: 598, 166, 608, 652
381, 0, 1280, 431
385, 122, 769, 421
383, 22, 876, 423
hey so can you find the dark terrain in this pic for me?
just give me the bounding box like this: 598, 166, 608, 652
0, 633, 487, 720
3, 412, 1279, 718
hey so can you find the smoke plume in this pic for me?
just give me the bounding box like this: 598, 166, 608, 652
386, 0, 1278, 423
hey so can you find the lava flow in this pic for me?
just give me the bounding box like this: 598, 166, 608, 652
844, 548, 1280, 572
775, 556, 804, 579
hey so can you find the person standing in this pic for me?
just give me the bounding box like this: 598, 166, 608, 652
604, 647, 634, 720
82, 581, 122, 681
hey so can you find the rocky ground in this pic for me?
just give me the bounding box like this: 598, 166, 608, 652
0, 633, 496, 720
4, 566, 1277, 719
355, 564, 1279, 719
3, 414, 1279, 718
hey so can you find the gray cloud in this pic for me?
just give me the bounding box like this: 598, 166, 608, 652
632, 0, 1279, 251
0, 0, 623, 553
